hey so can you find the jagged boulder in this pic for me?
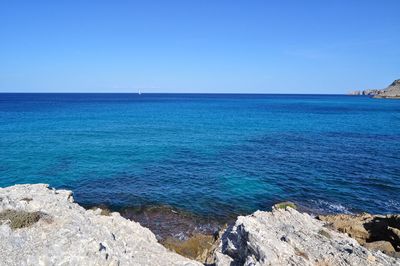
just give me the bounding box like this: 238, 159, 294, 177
2, 184, 400, 266
319, 213, 400, 258
0, 184, 201, 266
214, 207, 400, 265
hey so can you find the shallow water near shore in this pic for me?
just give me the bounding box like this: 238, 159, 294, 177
119, 205, 223, 241
1, 93, 400, 221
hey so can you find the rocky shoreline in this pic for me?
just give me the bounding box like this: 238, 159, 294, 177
1, 184, 399, 265
349, 79, 400, 99
319, 213, 400, 258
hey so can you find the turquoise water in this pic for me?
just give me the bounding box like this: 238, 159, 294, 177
1, 93, 399, 218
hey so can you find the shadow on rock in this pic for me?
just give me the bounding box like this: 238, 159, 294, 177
318, 213, 400, 258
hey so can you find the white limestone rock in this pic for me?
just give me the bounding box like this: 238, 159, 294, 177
2, 184, 400, 266
0, 184, 201, 266
215, 207, 400, 266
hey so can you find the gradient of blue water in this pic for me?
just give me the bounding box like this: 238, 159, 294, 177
1, 93, 399, 218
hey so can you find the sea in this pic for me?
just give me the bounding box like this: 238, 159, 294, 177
1, 93, 399, 237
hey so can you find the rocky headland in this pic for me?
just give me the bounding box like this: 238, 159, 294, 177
1, 184, 400, 265
349, 79, 400, 99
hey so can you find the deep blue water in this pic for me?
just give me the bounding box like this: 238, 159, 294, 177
1, 93, 399, 218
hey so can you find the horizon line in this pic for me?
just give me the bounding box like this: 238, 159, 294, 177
0, 92, 348, 95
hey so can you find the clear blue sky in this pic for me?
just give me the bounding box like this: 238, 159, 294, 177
0, 0, 399, 93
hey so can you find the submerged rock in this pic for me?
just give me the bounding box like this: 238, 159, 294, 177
273, 201, 297, 210
1, 184, 400, 265
214, 207, 400, 265
162, 233, 218, 264
0, 184, 201, 266
120, 204, 221, 242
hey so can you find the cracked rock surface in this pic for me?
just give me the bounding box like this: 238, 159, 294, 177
0, 184, 200, 266
2, 184, 400, 266
214, 207, 400, 266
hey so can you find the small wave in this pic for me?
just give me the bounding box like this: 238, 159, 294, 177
383, 200, 400, 212
310, 200, 353, 215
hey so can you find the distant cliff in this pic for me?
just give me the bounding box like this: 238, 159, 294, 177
349, 89, 381, 96
349, 79, 400, 99
374, 79, 400, 98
